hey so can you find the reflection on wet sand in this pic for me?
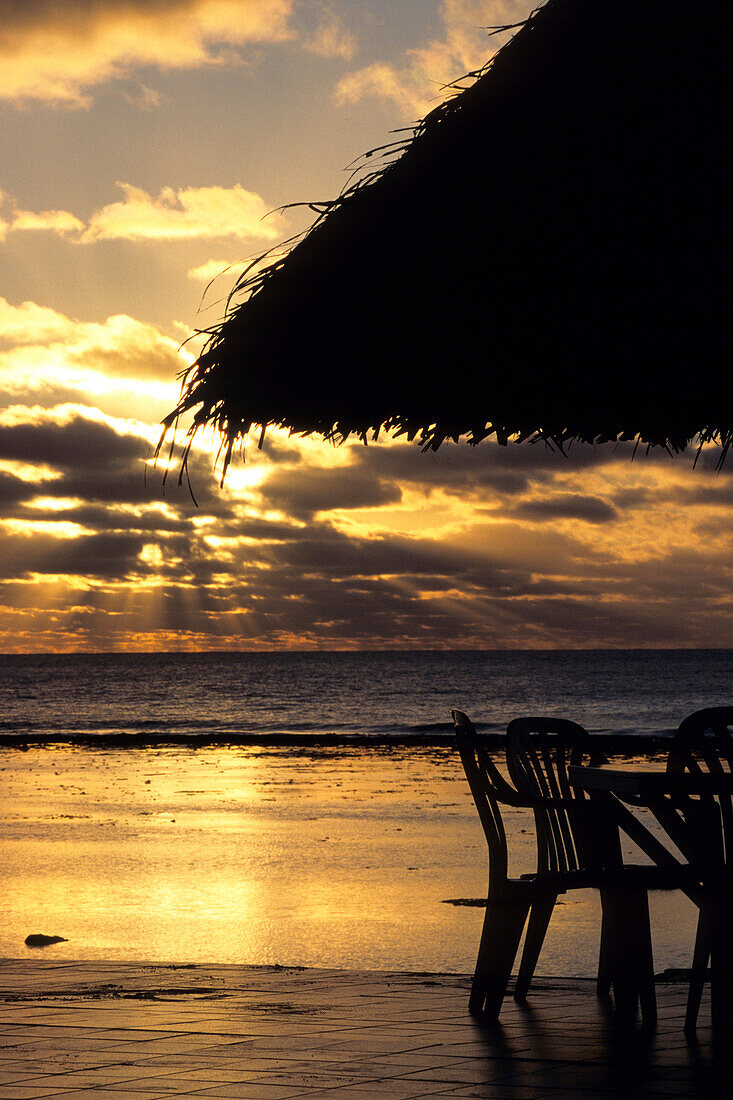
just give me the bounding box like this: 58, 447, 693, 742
1, 745, 698, 974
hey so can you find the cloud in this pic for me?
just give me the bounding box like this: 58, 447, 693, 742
0, 298, 187, 379
512, 494, 618, 524
0, 408, 237, 527
8, 208, 85, 235
81, 183, 287, 243
0, 0, 295, 106
39, 531, 149, 579
0, 397, 729, 651
261, 466, 402, 519
188, 259, 249, 284
336, 61, 426, 118
336, 0, 535, 117
347, 436, 645, 499
0, 298, 190, 423
301, 5, 356, 60
0, 409, 147, 470
1, 183, 286, 246
122, 83, 163, 110
0, 298, 80, 346
0, 527, 151, 580
0, 470, 39, 511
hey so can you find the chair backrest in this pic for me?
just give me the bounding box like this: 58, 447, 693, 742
667, 706, 733, 868
506, 716, 598, 874
452, 709, 524, 894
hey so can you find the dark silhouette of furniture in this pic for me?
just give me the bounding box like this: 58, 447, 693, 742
666, 707, 733, 1033
452, 709, 602, 1019
507, 717, 674, 1025
505, 717, 610, 1000
454, 709, 699, 1025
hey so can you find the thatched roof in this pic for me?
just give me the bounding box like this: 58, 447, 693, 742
163, 0, 733, 475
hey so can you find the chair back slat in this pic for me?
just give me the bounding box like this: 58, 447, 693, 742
521, 739, 569, 872
668, 707, 733, 868
507, 717, 595, 875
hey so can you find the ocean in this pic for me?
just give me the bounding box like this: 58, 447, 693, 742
1, 649, 729, 971
0, 648, 730, 744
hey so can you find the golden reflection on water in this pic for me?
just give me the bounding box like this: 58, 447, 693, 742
0, 746, 698, 973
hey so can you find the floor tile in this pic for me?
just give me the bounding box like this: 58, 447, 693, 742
0, 962, 727, 1100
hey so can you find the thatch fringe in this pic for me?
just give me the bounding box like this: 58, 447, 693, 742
159, 0, 733, 480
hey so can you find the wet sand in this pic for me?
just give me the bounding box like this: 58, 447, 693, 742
0, 745, 698, 975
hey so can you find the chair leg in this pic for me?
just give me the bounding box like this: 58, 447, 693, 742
685, 906, 710, 1035
636, 893, 657, 1027
469, 895, 531, 1019
596, 907, 612, 997
709, 896, 733, 1033
600, 885, 657, 1026
514, 891, 557, 1001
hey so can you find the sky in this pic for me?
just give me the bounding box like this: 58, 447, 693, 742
0, 0, 730, 653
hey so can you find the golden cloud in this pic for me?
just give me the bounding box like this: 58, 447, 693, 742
188, 259, 249, 284
1, 191, 86, 238
0, 298, 80, 345
336, 0, 534, 117
10, 208, 85, 235
79, 182, 286, 243
336, 61, 427, 118
0, 298, 188, 421
0, 402, 157, 448
1, 183, 286, 245
82, 183, 288, 243
0, 0, 295, 106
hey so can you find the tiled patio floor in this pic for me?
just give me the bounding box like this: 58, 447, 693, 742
0, 960, 728, 1098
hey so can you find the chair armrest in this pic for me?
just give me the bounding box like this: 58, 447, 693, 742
452, 708, 533, 807
474, 748, 536, 807
489, 776, 537, 807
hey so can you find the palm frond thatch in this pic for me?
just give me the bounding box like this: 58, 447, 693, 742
162, 0, 733, 477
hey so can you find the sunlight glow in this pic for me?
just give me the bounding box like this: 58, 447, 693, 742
1, 519, 90, 538
23, 496, 84, 512
0, 459, 61, 483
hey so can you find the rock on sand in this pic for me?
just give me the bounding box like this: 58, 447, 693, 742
24, 934, 68, 947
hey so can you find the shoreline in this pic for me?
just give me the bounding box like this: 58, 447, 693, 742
0, 955, 699, 981
0, 732, 674, 752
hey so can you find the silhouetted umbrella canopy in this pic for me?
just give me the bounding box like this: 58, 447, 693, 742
164, 0, 733, 473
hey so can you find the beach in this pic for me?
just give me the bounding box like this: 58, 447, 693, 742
2, 743, 699, 976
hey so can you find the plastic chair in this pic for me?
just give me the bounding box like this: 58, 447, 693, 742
452, 709, 599, 1018
505, 717, 613, 999
506, 716, 684, 1026
667, 706, 733, 1032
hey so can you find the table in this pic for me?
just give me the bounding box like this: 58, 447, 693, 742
569, 763, 733, 801
569, 763, 733, 1032
569, 764, 732, 872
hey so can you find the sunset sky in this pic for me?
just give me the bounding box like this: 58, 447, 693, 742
0, 0, 731, 652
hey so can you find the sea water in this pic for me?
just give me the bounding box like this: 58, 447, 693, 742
1, 649, 729, 972
0, 648, 730, 742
